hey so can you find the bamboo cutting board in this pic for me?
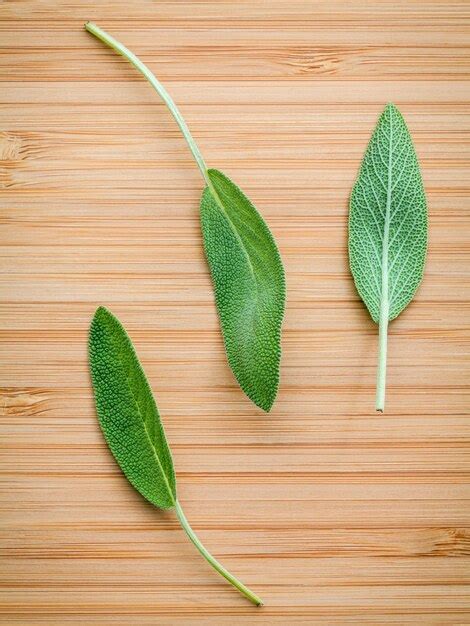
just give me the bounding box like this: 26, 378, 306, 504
1, 1, 469, 624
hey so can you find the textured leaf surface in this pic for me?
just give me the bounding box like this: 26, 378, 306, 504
349, 103, 427, 322
200, 169, 285, 412
89, 307, 176, 509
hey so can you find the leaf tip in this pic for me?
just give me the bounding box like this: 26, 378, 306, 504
255, 391, 277, 413
90, 307, 117, 337
384, 102, 402, 117
93, 305, 110, 321
261, 400, 274, 413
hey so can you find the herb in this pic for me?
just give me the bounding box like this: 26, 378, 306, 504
85, 22, 285, 412
349, 103, 427, 411
89, 307, 263, 606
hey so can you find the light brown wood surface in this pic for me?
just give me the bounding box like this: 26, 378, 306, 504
1, 1, 469, 624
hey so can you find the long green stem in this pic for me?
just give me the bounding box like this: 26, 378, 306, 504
174, 500, 263, 606
84, 22, 221, 201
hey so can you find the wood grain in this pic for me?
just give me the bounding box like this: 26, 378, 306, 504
1, 1, 469, 623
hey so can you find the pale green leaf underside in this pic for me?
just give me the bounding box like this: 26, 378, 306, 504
349, 103, 427, 322
89, 307, 176, 509
200, 169, 285, 412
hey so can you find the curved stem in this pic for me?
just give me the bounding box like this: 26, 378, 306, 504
84, 22, 218, 196
174, 500, 263, 606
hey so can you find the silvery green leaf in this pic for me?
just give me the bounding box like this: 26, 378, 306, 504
349, 103, 427, 411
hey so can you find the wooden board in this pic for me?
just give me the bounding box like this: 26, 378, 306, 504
1, 1, 469, 623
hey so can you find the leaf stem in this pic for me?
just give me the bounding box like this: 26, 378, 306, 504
376, 104, 394, 413
174, 500, 263, 606
84, 22, 219, 199
376, 300, 388, 412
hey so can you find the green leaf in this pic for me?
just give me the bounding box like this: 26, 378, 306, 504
349, 103, 427, 411
88, 305, 263, 606
84, 22, 285, 412
201, 169, 285, 412
349, 104, 427, 322
89, 306, 176, 509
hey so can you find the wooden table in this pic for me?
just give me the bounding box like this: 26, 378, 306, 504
1, 1, 469, 623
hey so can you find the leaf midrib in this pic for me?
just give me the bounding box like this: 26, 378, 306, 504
114, 332, 175, 507
207, 174, 257, 281
380, 107, 393, 319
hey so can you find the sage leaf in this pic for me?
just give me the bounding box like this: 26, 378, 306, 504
349, 103, 427, 411
85, 22, 285, 412
89, 306, 176, 509
89, 307, 263, 606
201, 169, 285, 411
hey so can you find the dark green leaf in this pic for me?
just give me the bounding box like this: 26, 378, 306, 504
201, 169, 285, 412
89, 307, 176, 509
